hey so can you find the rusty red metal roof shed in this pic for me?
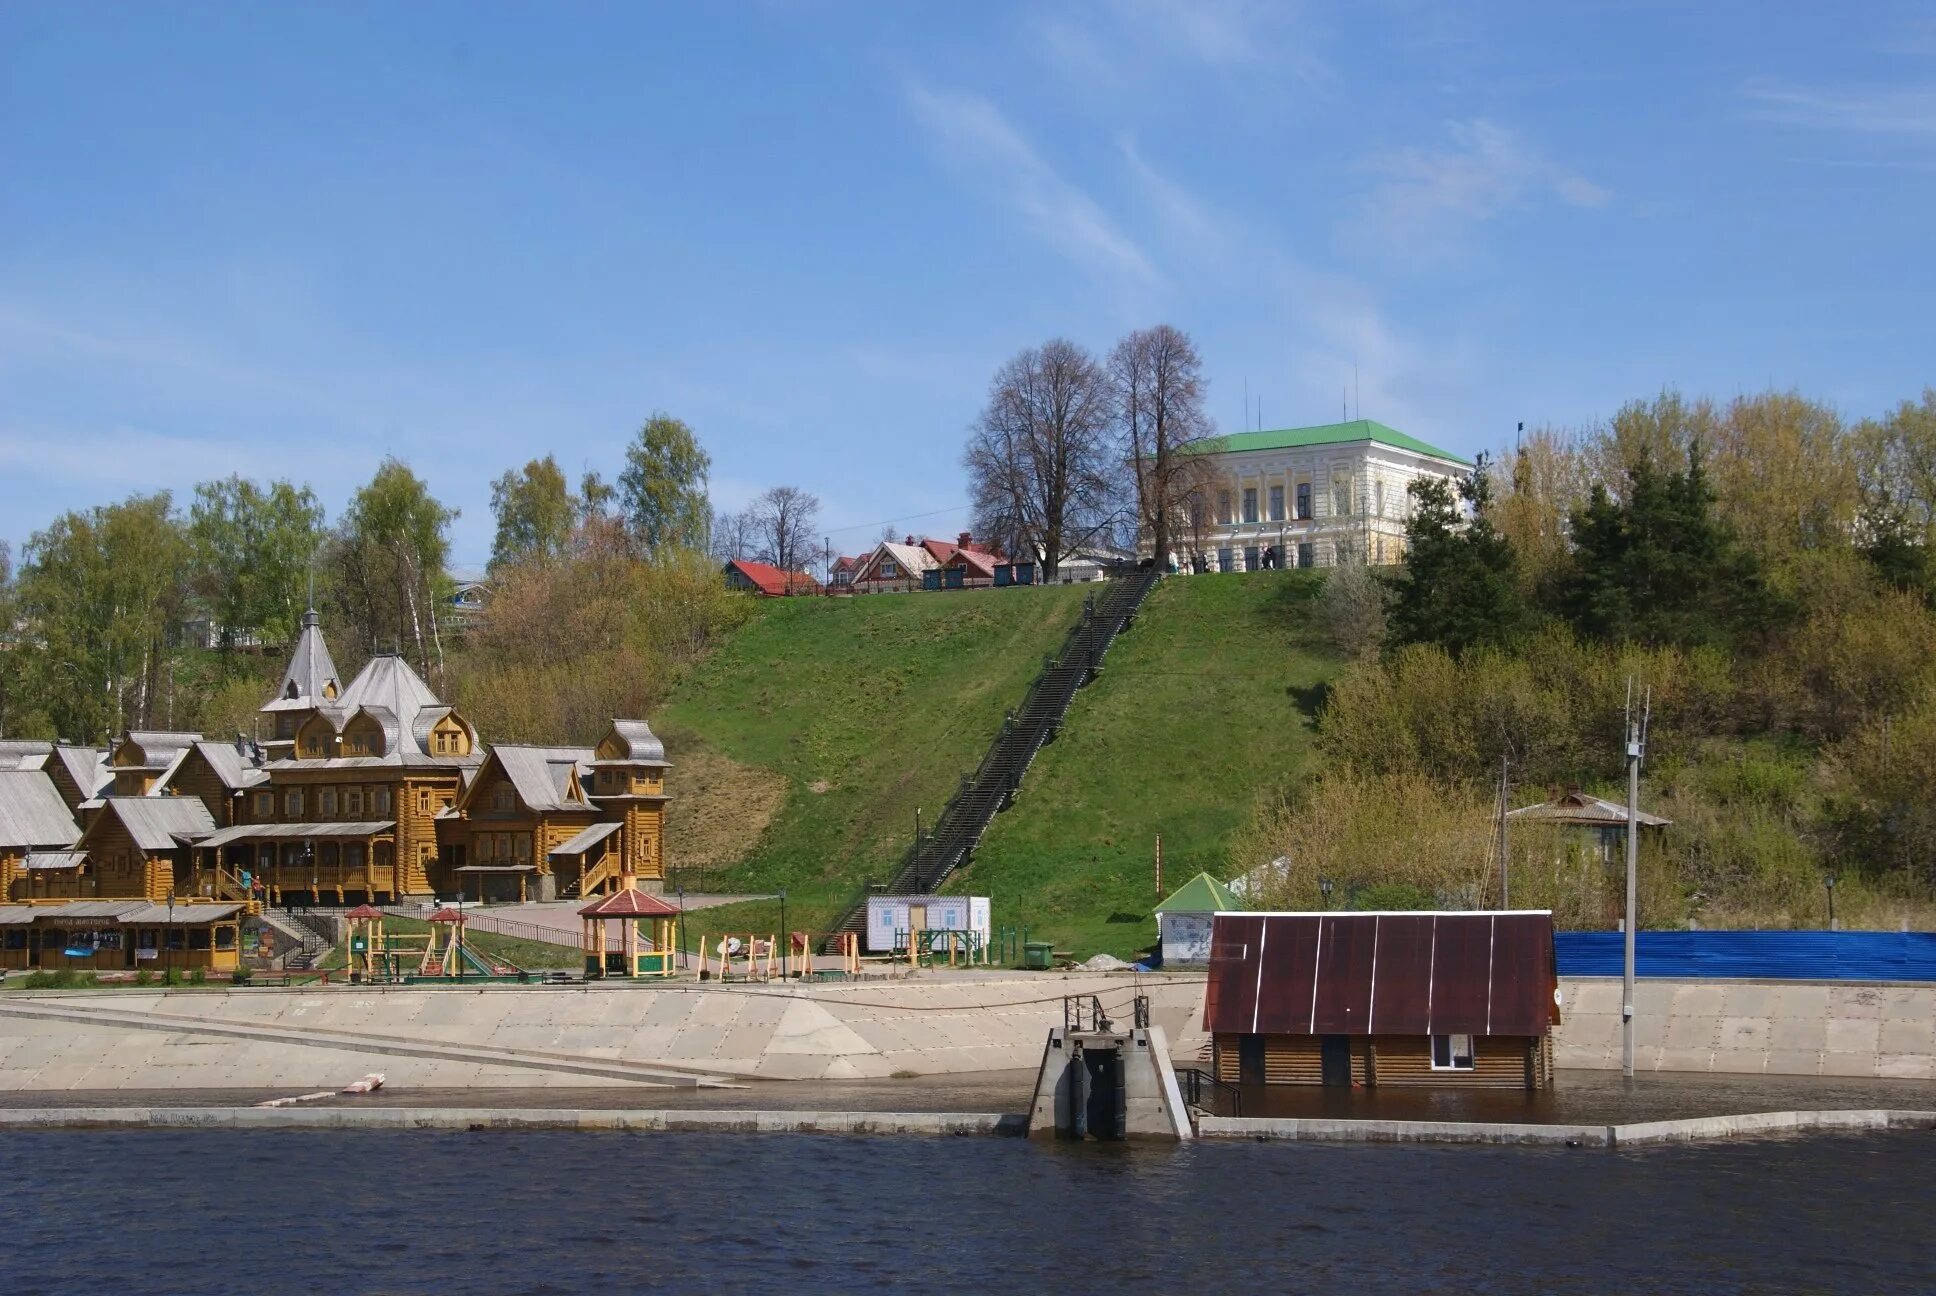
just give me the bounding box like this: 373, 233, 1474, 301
1204, 911, 1558, 1038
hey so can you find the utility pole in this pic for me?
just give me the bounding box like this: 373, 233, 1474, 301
1622, 680, 1650, 1080
1495, 754, 1511, 908
1154, 833, 1164, 901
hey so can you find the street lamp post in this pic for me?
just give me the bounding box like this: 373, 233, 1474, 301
1825, 872, 1838, 931
676, 885, 686, 973
778, 888, 788, 979
1318, 876, 1333, 910
166, 890, 175, 974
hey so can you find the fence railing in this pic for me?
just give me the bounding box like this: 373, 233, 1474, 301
1177, 1066, 1243, 1118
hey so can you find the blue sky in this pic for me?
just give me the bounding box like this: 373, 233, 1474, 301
4, 2, 1933, 568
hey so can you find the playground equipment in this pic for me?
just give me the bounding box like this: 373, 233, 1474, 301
699, 931, 860, 981
342, 904, 523, 982
579, 882, 679, 978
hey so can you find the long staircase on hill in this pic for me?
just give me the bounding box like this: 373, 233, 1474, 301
825, 566, 1161, 950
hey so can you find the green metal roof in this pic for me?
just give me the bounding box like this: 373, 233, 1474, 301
1154, 871, 1242, 915
1194, 419, 1471, 467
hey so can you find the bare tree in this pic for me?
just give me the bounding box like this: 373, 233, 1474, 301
710, 508, 757, 562
963, 339, 1116, 580
748, 486, 820, 574
1109, 325, 1213, 570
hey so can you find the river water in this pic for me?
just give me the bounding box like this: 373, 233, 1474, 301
2, 1127, 1930, 1294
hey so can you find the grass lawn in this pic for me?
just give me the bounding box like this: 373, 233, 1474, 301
658, 582, 1092, 932
953, 570, 1342, 958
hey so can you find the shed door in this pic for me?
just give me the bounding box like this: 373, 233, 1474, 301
907, 904, 927, 936
1320, 1035, 1352, 1087
1237, 1034, 1265, 1086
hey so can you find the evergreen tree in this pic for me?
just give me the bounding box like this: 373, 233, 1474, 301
1560, 445, 1781, 647
1385, 457, 1529, 655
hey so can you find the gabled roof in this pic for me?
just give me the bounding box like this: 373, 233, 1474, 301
88, 796, 216, 853
1155, 871, 1241, 915
724, 558, 822, 597
265, 608, 343, 711
292, 653, 462, 767
481, 745, 596, 813
935, 543, 1006, 579
50, 746, 109, 800
185, 741, 265, 791
854, 540, 936, 583
1507, 790, 1671, 829
0, 770, 81, 849
0, 740, 54, 769
1195, 419, 1471, 467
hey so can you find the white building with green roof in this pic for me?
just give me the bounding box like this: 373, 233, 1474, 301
1170, 419, 1470, 572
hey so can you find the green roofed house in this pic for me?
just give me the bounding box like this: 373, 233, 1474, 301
1155, 871, 1242, 966
1165, 419, 1470, 574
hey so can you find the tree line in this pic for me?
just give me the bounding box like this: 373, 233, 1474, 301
1278, 388, 1936, 928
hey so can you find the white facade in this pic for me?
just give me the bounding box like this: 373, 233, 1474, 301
864, 894, 991, 953
1157, 911, 1215, 965
1162, 421, 1468, 573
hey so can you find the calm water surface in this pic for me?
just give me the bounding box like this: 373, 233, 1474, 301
2, 1129, 1930, 1294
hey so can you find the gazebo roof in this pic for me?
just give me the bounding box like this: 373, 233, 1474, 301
579, 888, 679, 918
344, 903, 386, 920
427, 906, 468, 923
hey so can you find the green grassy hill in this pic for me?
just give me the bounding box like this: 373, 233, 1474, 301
657, 572, 1342, 956
951, 571, 1339, 957
658, 583, 1092, 928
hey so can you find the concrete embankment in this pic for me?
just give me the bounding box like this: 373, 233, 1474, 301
0, 973, 1206, 1091
1556, 978, 1936, 1080
1196, 1109, 1936, 1147
0, 1106, 1026, 1136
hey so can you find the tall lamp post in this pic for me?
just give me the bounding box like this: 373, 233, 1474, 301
1622, 683, 1650, 1081
676, 885, 686, 972
166, 889, 176, 974
1825, 872, 1838, 931
1318, 876, 1333, 910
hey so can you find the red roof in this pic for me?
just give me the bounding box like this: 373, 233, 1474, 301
427, 906, 468, 924
578, 888, 680, 917
1204, 912, 1558, 1038
921, 535, 1005, 578
344, 903, 386, 920
725, 558, 822, 597
830, 555, 861, 573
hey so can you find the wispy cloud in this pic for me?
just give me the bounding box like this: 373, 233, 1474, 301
902, 80, 1157, 286
1744, 80, 1936, 136
1030, 0, 1329, 99
1355, 118, 1606, 260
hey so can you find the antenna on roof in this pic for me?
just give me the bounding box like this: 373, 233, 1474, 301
1354, 362, 1360, 421
1243, 375, 1249, 432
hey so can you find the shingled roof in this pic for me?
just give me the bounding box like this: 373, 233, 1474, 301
0, 770, 80, 849
264, 608, 343, 712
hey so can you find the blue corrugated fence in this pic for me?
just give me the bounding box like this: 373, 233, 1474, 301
1556, 930, 1936, 982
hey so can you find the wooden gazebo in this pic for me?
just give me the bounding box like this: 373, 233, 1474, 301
579, 883, 679, 978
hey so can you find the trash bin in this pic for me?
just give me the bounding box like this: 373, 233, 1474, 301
1023, 942, 1054, 971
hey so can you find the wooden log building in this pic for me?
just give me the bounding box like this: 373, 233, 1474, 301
1205, 910, 1561, 1091
0, 606, 674, 944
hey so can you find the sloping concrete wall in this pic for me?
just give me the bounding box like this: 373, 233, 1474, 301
1555, 977, 1936, 1079
0, 973, 1206, 1091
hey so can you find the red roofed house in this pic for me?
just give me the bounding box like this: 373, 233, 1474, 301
827, 554, 861, 594
924, 533, 1007, 589
723, 558, 822, 598
1205, 910, 1561, 1090
848, 538, 937, 594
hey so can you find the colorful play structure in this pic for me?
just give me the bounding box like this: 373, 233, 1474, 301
578, 882, 680, 978
343, 903, 524, 982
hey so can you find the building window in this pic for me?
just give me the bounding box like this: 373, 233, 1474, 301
1268, 485, 1285, 522
346, 788, 362, 816
1216, 491, 1233, 525
1241, 488, 1258, 524
1375, 480, 1385, 517
374, 787, 391, 815
417, 789, 431, 814
492, 786, 515, 813
1295, 483, 1311, 520
1216, 547, 1233, 572
1333, 474, 1351, 518
285, 789, 303, 818
1431, 1034, 1475, 1071
1244, 545, 1260, 572
319, 788, 336, 817
254, 792, 273, 819
879, 559, 898, 579
1296, 542, 1313, 569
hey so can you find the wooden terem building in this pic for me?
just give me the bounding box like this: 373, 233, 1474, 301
1206, 911, 1561, 1091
